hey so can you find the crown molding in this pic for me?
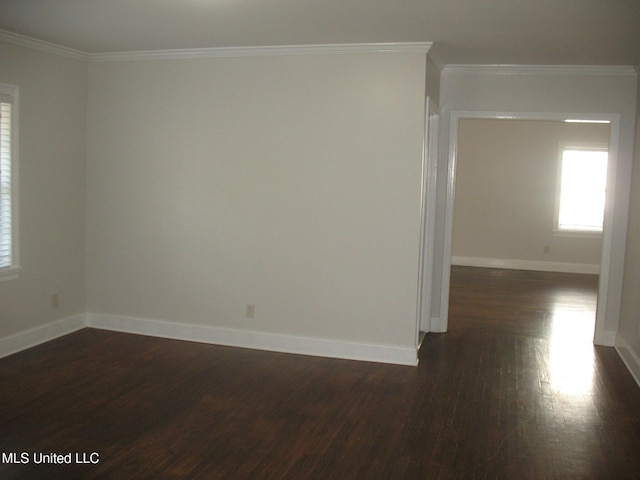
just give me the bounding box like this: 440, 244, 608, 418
87, 42, 432, 62
426, 44, 446, 72
0, 29, 431, 61
1, 28, 633, 74
0, 29, 88, 61
443, 64, 637, 77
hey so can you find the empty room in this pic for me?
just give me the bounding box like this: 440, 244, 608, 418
1, 1, 640, 478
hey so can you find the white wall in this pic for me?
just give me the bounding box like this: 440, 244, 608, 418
453, 118, 609, 270
616, 70, 640, 383
85, 52, 427, 355
432, 66, 638, 341
0, 42, 87, 340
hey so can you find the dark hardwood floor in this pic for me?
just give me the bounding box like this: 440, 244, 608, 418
2, 266, 640, 479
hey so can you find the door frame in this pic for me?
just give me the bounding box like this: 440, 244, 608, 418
438, 110, 621, 345
416, 97, 440, 342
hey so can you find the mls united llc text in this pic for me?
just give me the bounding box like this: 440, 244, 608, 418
2, 452, 100, 464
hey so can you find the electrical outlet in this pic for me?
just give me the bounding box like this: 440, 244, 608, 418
50, 292, 59, 310
245, 304, 255, 319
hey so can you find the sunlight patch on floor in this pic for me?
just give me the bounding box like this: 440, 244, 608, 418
547, 300, 595, 396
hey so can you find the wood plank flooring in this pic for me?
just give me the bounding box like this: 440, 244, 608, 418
1, 266, 640, 479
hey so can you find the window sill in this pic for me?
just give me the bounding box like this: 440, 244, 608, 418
553, 229, 602, 239
0, 266, 22, 283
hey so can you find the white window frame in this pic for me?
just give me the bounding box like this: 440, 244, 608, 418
0, 83, 20, 282
553, 142, 608, 238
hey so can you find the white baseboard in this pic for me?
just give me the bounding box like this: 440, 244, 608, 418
86, 313, 418, 366
0, 314, 86, 359
451, 256, 600, 275
429, 316, 447, 333
595, 330, 617, 347
0, 312, 418, 366
420, 316, 446, 334
615, 334, 640, 388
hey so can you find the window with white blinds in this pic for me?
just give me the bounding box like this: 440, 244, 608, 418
1, 100, 13, 268
0, 84, 19, 281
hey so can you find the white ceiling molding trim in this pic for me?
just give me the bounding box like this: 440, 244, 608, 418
444, 64, 637, 77
427, 44, 446, 72
0, 29, 89, 61
87, 42, 433, 62
0, 29, 431, 61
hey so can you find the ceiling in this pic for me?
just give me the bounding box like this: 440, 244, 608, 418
0, 0, 639, 65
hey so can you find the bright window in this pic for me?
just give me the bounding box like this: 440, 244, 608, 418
555, 144, 608, 235
0, 83, 20, 281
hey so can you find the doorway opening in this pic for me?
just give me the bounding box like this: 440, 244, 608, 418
439, 112, 621, 348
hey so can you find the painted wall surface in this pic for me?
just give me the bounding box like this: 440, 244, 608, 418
617, 73, 640, 381
453, 118, 609, 268
0, 42, 87, 337
433, 67, 638, 340
86, 53, 426, 349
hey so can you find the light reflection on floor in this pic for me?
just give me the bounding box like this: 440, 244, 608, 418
547, 292, 597, 396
